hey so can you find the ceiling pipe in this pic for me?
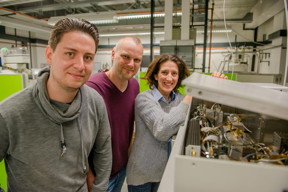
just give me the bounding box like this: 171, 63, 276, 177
11, 0, 136, 14
0, 16, 51, 34
0, 0, 43, 7
0, 7, 46, 21
208, 1, 214, 73
150, 0, 155, 62
202, 0, 209, 72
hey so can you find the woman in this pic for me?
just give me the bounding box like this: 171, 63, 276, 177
126, 54, 191, 192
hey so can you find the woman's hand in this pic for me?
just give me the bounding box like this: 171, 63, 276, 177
183, 95, 192, 104
212, 72, 228, 79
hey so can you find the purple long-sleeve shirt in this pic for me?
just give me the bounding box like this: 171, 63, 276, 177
86, 71, 139, 178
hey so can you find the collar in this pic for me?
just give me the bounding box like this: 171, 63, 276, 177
152, 86, 176, 103
32, 66, 82, 124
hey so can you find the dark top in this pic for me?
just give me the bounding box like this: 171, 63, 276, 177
86, 71, 139, 178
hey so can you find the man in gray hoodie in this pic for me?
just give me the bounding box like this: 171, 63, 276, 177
0, 18, 112, 192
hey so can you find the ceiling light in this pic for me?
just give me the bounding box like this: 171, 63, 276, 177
100, 31, 164, 37
97, 0, 135, 6
197, 29, 232, 33
47, 10, 185, 26
48, 12, 117, 26
117, 13, 163, 20
117, 12, 181, 20
48, 11, 183, 26
90, 20, 118, 24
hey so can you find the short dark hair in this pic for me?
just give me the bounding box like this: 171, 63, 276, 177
48, 18, 99, 52
144, 54, 190, 91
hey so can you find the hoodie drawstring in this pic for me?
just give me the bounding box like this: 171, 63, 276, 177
59, 121, 86, 174
60, 124, 67, 156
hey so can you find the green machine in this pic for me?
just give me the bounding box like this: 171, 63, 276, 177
0, 73, 25, 192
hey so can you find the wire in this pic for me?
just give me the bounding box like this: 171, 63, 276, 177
210, 103, 220, 110
0, 7, 47, 21
222, 0, 232, 50
242, 152, 256, 160
241, 123, 252, 133
222, 0, 235, 80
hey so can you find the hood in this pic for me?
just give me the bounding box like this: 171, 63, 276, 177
32, 66, 81, 124
31, 66, 86, 165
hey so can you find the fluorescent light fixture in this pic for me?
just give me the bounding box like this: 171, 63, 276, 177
173, 12, 182, 16
100, 31, 164, 37
117, 13, 165, 20
48, 12, 183, 25
117, 12, 181, 20
90, 20, 118, 24
197, 29, 232, 33
48, 12, 117, 26
97, 0, 135, 6
98, 28, 230, 37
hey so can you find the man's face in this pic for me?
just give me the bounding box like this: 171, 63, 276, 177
46, 31, 96, 92
111, 40, 143, 81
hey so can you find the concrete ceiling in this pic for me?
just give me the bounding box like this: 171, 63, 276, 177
0, 0, 260, 38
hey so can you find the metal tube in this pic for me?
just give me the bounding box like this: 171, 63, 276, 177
202, 0, 209, 72
150, 0, 155, 62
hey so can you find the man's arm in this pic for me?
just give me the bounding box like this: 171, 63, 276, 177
0, 114, 9, 161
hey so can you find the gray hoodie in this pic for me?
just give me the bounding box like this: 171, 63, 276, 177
0, 67, 112, 192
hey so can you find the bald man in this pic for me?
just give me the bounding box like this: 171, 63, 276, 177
86, 36, 144, 192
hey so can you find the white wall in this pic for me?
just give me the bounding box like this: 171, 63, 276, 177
30, 44, 47, 69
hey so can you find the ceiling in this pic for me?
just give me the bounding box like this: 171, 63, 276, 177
0, 0, 260, 39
